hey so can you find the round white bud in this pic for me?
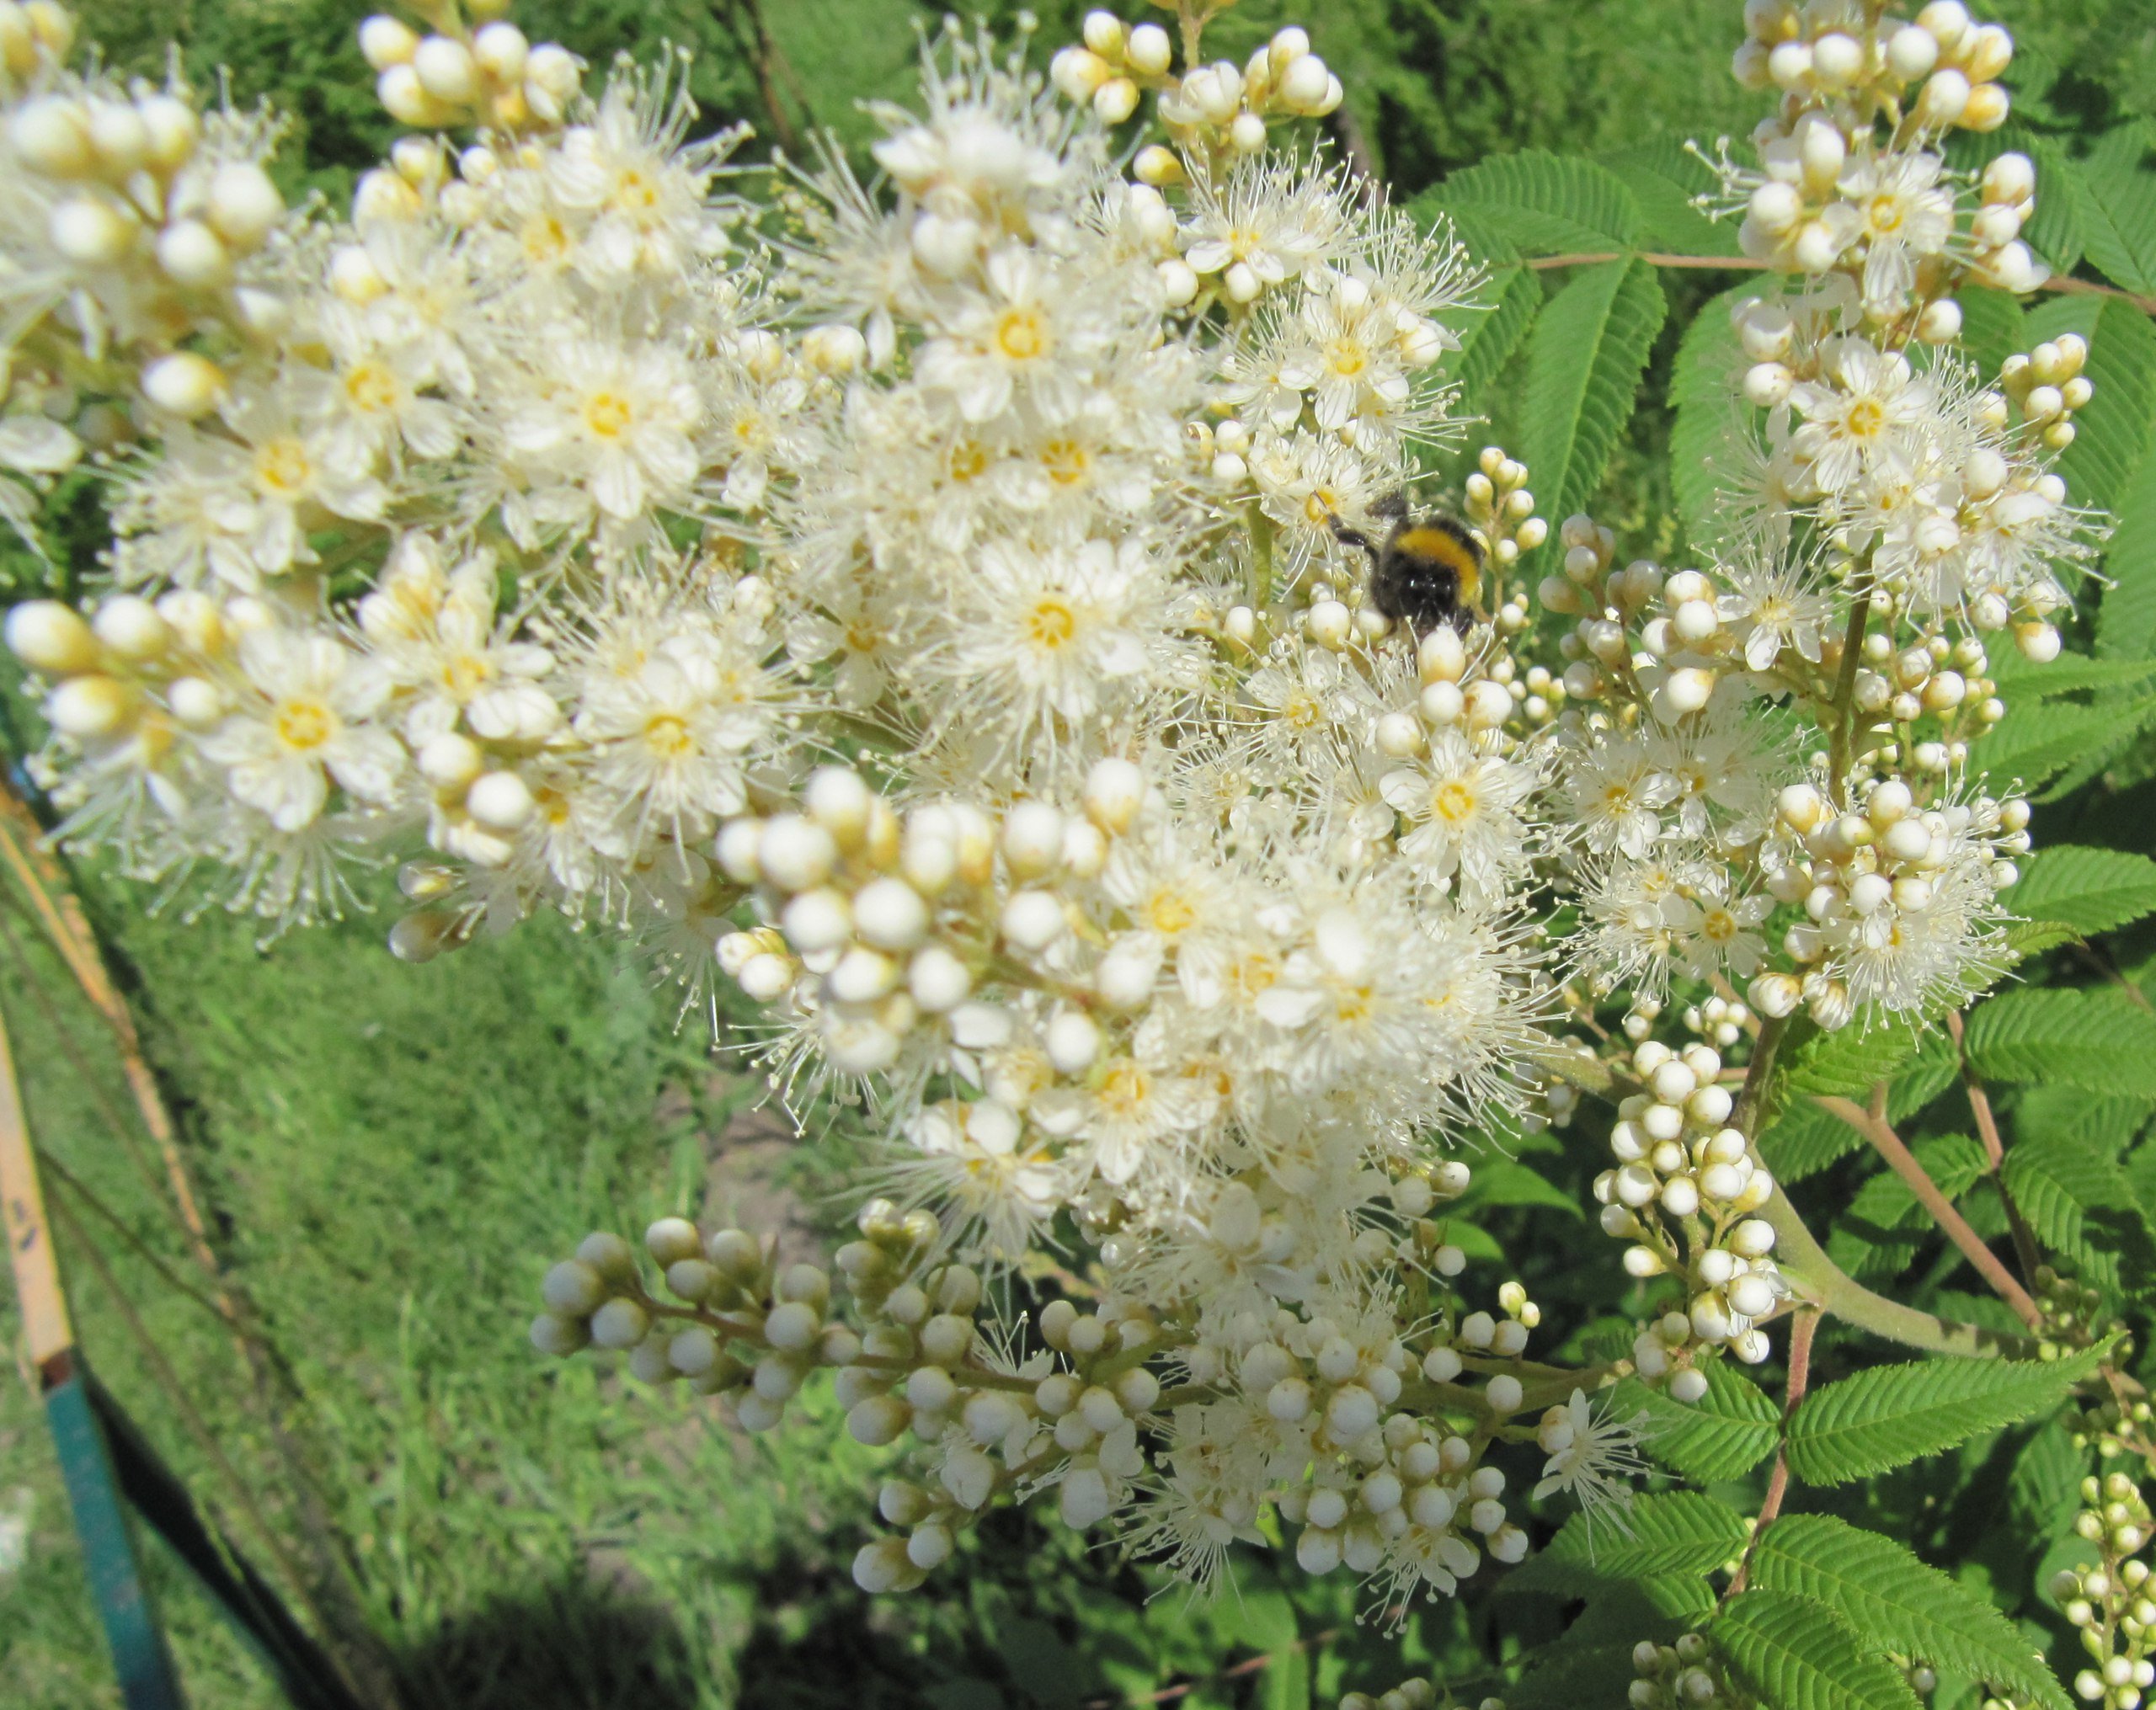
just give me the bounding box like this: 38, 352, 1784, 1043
141, 351, 226, 418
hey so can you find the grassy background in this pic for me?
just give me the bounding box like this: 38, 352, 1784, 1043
4, 0, 2156, 1706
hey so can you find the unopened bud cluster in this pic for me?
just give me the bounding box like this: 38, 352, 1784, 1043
359, 7, 582, 132
1630, 1633, 1753, 1707
1053, 11, 1340, 168
1593, 1040, 1786, 1393
2057, 1473, 2156, 1708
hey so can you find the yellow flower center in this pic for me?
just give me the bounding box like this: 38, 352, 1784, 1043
1304, 487, 1338, 526
1146, 887, 1198, 935
643, 712, 694, 757
1430, 779, 1478, 825
441, 653, 494, 700
1326, 338, 1367, 378
253, 438, 312, 498
1844, 397, 1886, 439
1279, 689, 1322, 729
1027, 598, 1077, 649
948, 440, 990, 482
522, 214, 571, 263
1867, 194, 1906, 234
1701, 906, 1739, 945
1042, 439, 1090, 485
344, 361, 401, 414
584, 391, 634, 439
995, 307, 1048, 362
615, 168, 660, 213
1097, 1061, 1152, 1118
275, 697, 336, 752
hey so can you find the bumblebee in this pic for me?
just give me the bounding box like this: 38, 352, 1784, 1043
1330, 492, 1486, 634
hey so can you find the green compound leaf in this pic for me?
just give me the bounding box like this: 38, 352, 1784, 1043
1612, 1362, 1780, 1484
2062, 122, 2156, 296
2011, 846, 2156, 936
1778, 1012, 1923, 1098
2097, 450, 2156, 662
1964, 988, 2156, 1099
1748, 1516, 2071, 1710
2001, 1128, 2156, 1293
1598, 140, 1742, 256
1437, 149, 1646, 252
1518, 257, 1668, 532
1828, 1134, 1988, 1283
1446, 263, 1542, 413
1508, 1491, 1747, 1601
1709, 1589, 1923, 1710
1668, 285, 1754, 546
1785, 1344, 2107, 1486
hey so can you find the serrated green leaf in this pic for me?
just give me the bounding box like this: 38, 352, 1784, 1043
1438, 149, 1645, 253
1599, 141, 1742, 257
1982, 690, 2156, 797
2012, 846, 2156, 935
1780, 1013, 1924, 1097
1785, 1345, 2107, 1485
2011, 1417, 2092, 1542
1889, 1029, 1963, 1121
1955, 287, 2029, 377
1463, 1157, 1586, 1220
1992, 652, 2156, 698
1828, 1135, 1988, 1282
2001, 1127, 2156, 1290
2097, 449, 2156, 662
1748, 1516, 2069, 1710
1509, 1492, 1748, 1601
1964, 988, 2156, 1098
1518, 257, 1667, 529
1668, 285, 1754, 546
1710, 1590, 1924, 1710
1441, 264, 1542, 411
1507, 1639, 1661, 1710
2064, 123, 2156, 295
1758, 1097, 1865, 1184
2020, 296, 2156, 515
1612, 1362, 1780, 1484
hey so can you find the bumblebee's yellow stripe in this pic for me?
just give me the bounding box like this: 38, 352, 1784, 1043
1393, 526, 1482, 604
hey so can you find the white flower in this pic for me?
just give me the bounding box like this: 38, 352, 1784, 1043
502, 333, 704, 524
1533, 1388, 1653, 1526
1563, 732, 1678, 859
915, 243, 1102, 424
1717, 546, 1838, 673
900, 1098, 1066, 1260
1789, 336, 1930, 497
1838, 146, 1956, 316
201, 630, 403, 831
929, 535, 1187, 747
1380, 730, 1540, 906
1031, 1030, 1217, 1186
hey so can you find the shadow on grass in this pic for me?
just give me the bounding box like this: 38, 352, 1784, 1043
394, 1578, 699, 1710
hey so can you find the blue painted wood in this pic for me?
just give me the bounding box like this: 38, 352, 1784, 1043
45, 1370, 187, 1710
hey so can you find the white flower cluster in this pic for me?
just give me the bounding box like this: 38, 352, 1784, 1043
1726, 0, 2035, 301
535, 1201, 1569, 1608
0, 0, 2103, 1618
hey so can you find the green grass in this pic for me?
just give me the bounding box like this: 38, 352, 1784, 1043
0, 876, 905, 1707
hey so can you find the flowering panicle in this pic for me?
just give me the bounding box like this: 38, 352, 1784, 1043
0, 0, 2105, 1634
